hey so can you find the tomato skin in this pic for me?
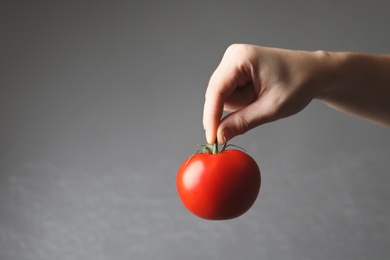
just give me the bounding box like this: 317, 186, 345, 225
176, 150, 261, 220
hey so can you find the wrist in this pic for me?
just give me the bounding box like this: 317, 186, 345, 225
311, 50, 344, 101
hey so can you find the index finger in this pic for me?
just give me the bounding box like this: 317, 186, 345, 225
203, 85, 224, 144
203, 61, 247, 144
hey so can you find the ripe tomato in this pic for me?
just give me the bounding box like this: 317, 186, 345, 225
176, 144, 261, 220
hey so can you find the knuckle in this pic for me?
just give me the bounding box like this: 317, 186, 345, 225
226, 43, 251, 55
228, 44, 255, 76
226, 43, 241, 52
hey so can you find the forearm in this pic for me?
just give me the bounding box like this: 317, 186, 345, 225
315, 51, 390, 127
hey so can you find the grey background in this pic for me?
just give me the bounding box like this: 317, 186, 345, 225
1, 1, 390, 259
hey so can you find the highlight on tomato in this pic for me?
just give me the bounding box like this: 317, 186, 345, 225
176, 141, 261, 220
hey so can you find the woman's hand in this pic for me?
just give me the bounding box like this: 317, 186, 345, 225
203, 44, 390, 144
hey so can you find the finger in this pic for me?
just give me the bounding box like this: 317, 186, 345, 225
203, 68, 239, 143
216, 100, 272, 143
203, 73, 238, 143
203, 90, 224, 144
224, 82, 257, 112
203, 56, 252, 144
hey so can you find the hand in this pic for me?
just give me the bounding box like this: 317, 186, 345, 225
203, 44, 332, 144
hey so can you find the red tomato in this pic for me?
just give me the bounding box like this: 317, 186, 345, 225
176, 147, 261, 220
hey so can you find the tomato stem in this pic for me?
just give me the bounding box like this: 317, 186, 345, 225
213, 141, 218, 154
196, 138, 245, 156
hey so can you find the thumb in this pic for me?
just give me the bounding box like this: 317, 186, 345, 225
216, 101, 271, 143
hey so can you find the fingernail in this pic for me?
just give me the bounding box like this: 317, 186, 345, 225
205, 129, 213, 144
218, 128, 231, 144
205, 129, 210, 143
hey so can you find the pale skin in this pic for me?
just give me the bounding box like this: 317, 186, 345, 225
203, 44, 390, 144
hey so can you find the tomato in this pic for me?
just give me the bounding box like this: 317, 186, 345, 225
176, 143, 261, 220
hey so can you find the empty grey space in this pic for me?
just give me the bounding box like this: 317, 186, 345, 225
1, 1, 390, 260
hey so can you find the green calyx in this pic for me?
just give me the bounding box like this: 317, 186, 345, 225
185, 139, 246, 166
198, 141, 245, 155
